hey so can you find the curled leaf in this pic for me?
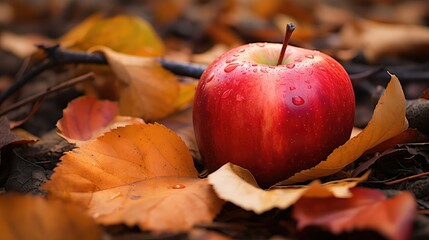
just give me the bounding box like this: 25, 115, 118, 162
280, 74, 408, 185
95, 47, 180, 121
208, 163, 368, 214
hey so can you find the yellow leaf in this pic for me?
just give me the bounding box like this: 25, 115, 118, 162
57, 96, 143, 145
208, 163, 369, 214
95, 47, 180, 121
88, 177, 223, 232
64, 15, 164, 57
60, 14, 102, 48
280, 74, 408, 185
175, 81, 197, 110
0, 194, 100, 240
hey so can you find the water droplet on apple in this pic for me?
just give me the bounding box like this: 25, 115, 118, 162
286, 63, 295, 69
226, 58, 237, 63
256, 43, 266, 47
251, 63, 258, 67
172, 184, 186, 189
295, 58, 302, 63
207, 72, 215, 82
238, 49, 245, 53
292, 96, 305, 106
253, 68, 258, 73
268, 66, 275, 69
236, 94, 244, 101
289, 86, 296, 91
260, 68, 268, 73
307, 85, 312, 89
305, 54, 314, 59
222, 89, 232, 99
233, 54, 239, 57
224, 63, 239, 73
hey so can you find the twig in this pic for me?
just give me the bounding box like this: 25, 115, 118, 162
0, 72, 95, 117
384, 171, 429, 185
0, 45, 206, 105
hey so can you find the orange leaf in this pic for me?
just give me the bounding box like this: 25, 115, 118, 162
293, 188, 416, 240
45, 123, 223, 232
46, 123, 198, 199
57, 96, 143, 145
87, 177, 223, 232
0, 194, 100, 240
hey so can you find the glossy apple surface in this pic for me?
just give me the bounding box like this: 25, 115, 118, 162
193, 43, 355, 187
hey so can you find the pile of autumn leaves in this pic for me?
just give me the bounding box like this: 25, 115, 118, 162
0, 15, 418, 239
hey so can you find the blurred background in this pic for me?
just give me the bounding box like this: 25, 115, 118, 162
0, 0, 428, 130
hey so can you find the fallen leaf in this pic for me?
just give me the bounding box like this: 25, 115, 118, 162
175, 81, 198, 111
366, 128, 428, 154
0, 194, 100, 240
0, 118, 35, 149
159, 106, 201, 163
62, 15, 165, 57
208, 163, 369, 214
94, 47, 180, 121
60, 14, 103, 48
293, 188, 416, 240
340, 19, 429, 62
57, 96, 143, 145
87, 177, 223, 232
44, 123, 223, 232
45, 123, 198, 198
0, 31, 53, 58
280, 74, 408, 185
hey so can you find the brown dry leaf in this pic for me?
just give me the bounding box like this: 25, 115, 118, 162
280, 74, 408, 185
0, 194, 100, 240
293, 188, 416, 240
0, 31, 53, 58
63, 15, 164, 57
57, 95, 143, 145
340, 19, 429, 62
87, 177, 223, 232
45, 123, 223, 232
0, 118, 35, 149
208, 163, 369, 214
94, 47, 180, 121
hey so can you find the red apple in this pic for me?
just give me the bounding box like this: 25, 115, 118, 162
193, 25, 355, 187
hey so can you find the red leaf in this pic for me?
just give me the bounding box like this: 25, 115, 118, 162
293, 187, 416, 240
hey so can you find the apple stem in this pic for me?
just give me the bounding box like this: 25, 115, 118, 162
276, 23, 296, 66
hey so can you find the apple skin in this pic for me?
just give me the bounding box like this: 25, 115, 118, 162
193, 43, 355, 188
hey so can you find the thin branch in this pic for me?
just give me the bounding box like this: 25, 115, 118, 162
0, 72, 95, 117
384, 171, 429, 185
